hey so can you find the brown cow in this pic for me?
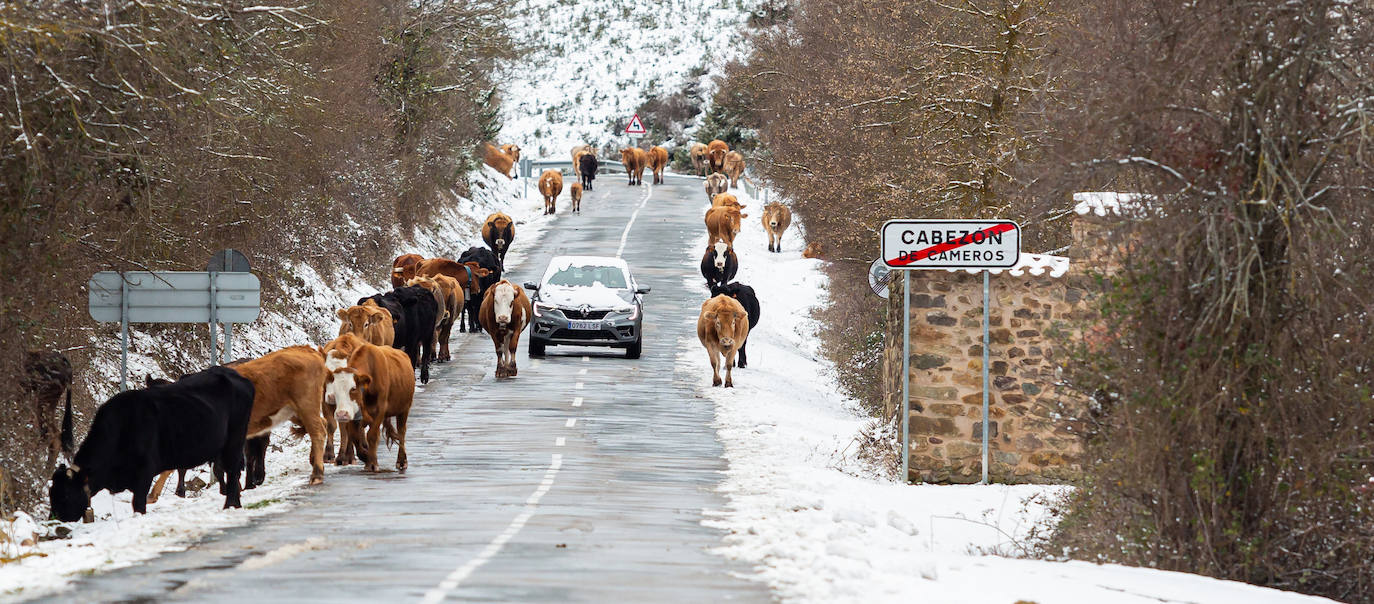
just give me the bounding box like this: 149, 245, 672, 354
24, 350, 72, 473
432, 274, 464, 361
569, 181, 584, 213
803, 241, 824, 258
707, 139, 729, 173
711, 193, 745, 209
326, 340, 415, 472
478, 280, 531, 379
233, 346, 330, 485
390, 253, 423, 288
416, 258, 491, 305
704, 173, 729, 203
482, 212, 514, 268
539, 169, 563, 215
620, 147, 646, 186
697, 295, 750, 388
723, 151, 746, 188
761, 202, 793, 253
689, 142, 709, 177
648, 146, 669, 184
321, 333, 368, 464
501, 143, 521, 164
571, 144, 591, 165
482, 143, 517, 178
705, 205, 747, 246
336, 303, 396, 347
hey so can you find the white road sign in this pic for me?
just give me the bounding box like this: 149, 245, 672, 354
88, 271, 261, 324
881, 219, 1020, 269
624, 113, 647, 135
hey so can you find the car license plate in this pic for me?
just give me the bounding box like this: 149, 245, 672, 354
568, 320, 600, 330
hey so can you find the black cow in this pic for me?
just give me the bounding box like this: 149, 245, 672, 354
710, 282, 761, 368
359, 286, 438, 384
700, 241, 739, 291
49, 366, 255, 521
456, 246, 502, 334
579, 152, 599, 191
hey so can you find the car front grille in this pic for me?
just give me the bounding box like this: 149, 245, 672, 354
561, 308, 610, 320
551, 328, 616, 341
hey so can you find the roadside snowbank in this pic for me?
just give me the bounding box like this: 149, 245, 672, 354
682, 186, 1337, 604
0, 167, 549, 602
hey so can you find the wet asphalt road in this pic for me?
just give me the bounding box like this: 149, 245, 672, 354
43, 174, 768, 603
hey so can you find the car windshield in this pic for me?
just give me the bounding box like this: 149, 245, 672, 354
546, 265, 628, 289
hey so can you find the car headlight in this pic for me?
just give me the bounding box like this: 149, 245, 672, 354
534, 302, 561, 317
611, 305, 639, 320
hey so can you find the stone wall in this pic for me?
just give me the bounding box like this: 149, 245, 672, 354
883, 211, 1122, 484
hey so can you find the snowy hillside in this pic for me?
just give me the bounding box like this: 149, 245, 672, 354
499, 0, 759, 157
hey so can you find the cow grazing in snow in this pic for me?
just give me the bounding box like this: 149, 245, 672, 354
49, 366, 254, 521
704, 173, 729, 203
479, 280, 531, 379
761, 202, 793, 253
700, 241, 739, 291
648, 146, 669, 184
710, 282, 761, 368
482, 142, 519, 178
697, 295, 750, 388
482, 212, 515, 269
690, 143, 709, 177
539, 169, 563, 215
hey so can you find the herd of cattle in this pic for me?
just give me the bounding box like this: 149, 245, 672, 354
46, 211, 533, 522
41, 137, 796, 522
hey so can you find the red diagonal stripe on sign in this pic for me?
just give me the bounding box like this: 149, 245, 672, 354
887, 223, 1016, 267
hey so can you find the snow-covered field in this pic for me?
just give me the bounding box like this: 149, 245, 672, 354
499, 0, 759, 156
0, 167, 551, 602
681, 186, 1339, 604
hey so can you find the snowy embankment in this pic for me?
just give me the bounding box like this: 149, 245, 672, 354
500, 0, 758, 156
680, 186, 1338, 604
0, 167, 550, 602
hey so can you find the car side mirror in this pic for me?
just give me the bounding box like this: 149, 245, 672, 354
635, 287, 651, 295
523, 282, 540, 291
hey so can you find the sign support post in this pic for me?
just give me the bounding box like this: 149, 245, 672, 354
880, 219, 1020, 485
120, 279, 129, 392
901, 270, 911, 484
982, 270, 991, 485
209, 271, 219, 365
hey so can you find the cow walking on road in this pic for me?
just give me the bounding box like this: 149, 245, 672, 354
761, 202, 793, 253
479, 281, 531, 379
482, 213, 515, 269
539, 169, 563, 215
700, 242, 739, 291
578, 150, 599, 191
456, 246, 501, 334
697, 295, 750, 388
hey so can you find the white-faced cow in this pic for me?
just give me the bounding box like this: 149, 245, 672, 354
700, 241, 739, 291
479, 280, 531, 379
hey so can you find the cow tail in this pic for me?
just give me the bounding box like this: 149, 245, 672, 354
383, 417, 399, 449
60, 386, 75, 455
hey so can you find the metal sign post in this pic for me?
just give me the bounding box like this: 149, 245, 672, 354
881, 219, 1020, 485
89, 271, 261, 390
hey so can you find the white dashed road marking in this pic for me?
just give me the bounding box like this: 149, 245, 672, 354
555, 437, 566, 447
574, 382, 584, 390
572, 397, 583, 407
565, 418, 576, 427
420, 454, 564, 603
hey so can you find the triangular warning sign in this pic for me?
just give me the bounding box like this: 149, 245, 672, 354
625, 113, 647, 135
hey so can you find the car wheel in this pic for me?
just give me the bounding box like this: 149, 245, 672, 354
625, 336, 642, 359
529, 338, 546, 357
